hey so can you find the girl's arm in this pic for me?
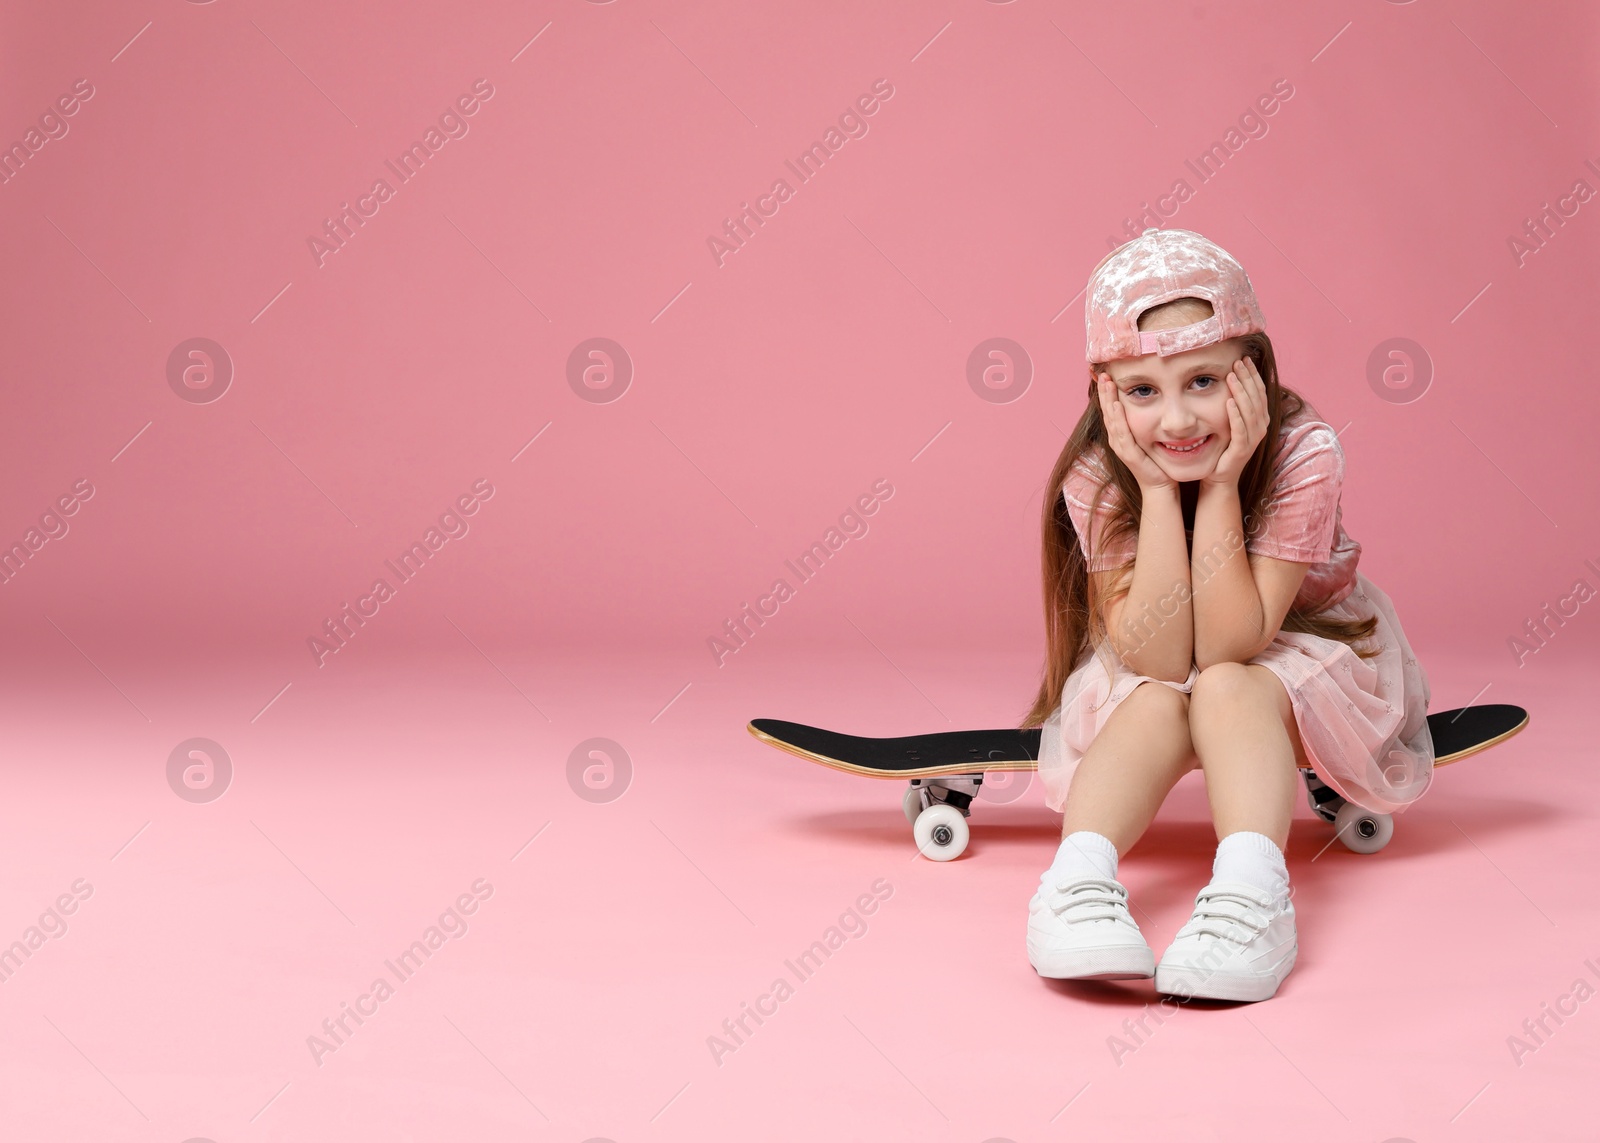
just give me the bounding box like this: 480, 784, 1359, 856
1192, 482, 1313, 668
1190, 355, 1306, 670
1191, 480, 1266, 670
1106, 484, 1194, 682
1093, 374, 1194, 682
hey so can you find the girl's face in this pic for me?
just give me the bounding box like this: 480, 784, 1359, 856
1101, 337, 1248, 481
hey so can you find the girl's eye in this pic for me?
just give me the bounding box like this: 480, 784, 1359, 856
1129, 376, 1217, 399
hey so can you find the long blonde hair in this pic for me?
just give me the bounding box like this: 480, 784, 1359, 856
1021, 302, 1377, 728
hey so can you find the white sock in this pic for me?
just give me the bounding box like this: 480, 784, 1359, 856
1212, 831, 1290, 907
1043, 830, 1119, 886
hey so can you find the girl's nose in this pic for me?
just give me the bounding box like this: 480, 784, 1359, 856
1160, 408, 1201, 434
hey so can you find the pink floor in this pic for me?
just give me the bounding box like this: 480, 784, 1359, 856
1, 639, 1591, 1142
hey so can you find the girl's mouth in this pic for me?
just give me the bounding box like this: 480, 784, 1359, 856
1157, 435, 1212, 457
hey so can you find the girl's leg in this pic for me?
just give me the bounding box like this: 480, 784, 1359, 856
1060, 680, 1197, 855
1032, 680, 1191, 980
1154, 663, 1303, 1002
1186, 663, 1305, 852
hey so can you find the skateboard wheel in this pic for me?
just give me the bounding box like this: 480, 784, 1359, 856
913, 804, 969, 861
903, 785, 927, 825
1334, 801, 1393, 854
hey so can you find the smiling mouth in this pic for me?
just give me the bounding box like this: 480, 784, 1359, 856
1157, 435, 1212, 455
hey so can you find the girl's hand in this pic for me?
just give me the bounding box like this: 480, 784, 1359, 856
1096, 374, 1177, 495
1201, 356, 1269, 489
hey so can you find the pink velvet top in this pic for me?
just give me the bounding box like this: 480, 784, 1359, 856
1061, 397, 1360, 612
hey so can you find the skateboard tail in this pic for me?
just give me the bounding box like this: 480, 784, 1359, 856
746, 721, 1037, 779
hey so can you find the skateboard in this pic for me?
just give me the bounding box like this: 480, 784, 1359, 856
747, 703, 1528, 861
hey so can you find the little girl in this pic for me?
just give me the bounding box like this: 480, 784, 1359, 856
1024, 228, 1435, 1002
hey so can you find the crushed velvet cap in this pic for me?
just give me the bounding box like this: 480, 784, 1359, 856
1085, 227, 1266, 363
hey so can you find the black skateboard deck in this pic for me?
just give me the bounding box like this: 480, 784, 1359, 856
746, 704, 1525, 778
747, 704, 1528, 859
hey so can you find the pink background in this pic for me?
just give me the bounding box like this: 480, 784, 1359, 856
0, 1, 1596, 1140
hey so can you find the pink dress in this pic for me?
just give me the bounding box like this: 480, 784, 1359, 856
1037, 398, 1436, 816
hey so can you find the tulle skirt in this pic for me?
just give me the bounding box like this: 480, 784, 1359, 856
1037, 571, 1435, 816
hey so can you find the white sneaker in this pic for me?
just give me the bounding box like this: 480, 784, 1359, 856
1154, 880, 1297, 1002
1027, 874, 1155, 979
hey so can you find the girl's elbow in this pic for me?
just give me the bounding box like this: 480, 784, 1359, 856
1119, 645, 1192, 685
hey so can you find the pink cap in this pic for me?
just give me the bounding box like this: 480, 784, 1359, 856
1084, 227, 1266, 363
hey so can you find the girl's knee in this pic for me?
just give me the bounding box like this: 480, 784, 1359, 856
1127, 681, 1195, 761
1189, 662, 1260, 707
